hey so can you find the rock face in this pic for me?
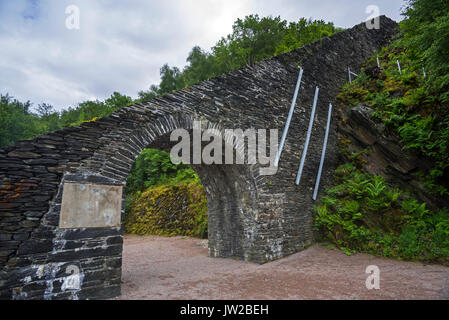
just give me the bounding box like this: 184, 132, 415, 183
337, 104, 449, 210
0, 16, 398, 300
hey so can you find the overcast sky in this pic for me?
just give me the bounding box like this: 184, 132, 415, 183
0, 0, 406, 111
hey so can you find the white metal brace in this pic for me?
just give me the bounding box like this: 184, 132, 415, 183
275, 67, 304, 167
296, 86, 319, 186
313, 103, 333, 201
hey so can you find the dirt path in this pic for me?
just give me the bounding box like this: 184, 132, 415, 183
116, 235, 449, 300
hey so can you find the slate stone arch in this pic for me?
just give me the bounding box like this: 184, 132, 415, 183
74, 112, 262, 260
0, 16, 398, 299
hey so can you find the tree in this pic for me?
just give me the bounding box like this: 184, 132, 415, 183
35, 103, 62, 132
400, 0, 449, 101
105, 91, 133, 110
0, 94, 43, 147
212, 15, 287, 69
275, 18, 341, 55
158, 64, 186, 94
182, 46, 216, 86
36, 103, 55, 117
59, 92, 133, 127
126, 149, 194, 194
138, 85, 160, 103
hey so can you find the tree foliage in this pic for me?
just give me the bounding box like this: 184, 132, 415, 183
126, 149, 198, 195
59, 91, 133, 127
0, 94, 44, 147
400, 0, 449, 101
0, 92, 133, 147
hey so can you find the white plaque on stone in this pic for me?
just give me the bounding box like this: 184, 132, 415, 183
59, 183, 123, 229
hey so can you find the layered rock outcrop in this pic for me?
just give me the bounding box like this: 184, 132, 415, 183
337, 104, 449, 210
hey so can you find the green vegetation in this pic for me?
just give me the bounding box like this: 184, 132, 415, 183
317, 0, 449, 264
0, 92, 134, 148
0, 94, 43, 147
337, 46, 449, 196
124, 149, 201, 220
126, 149, 198, 195
336, 0, 449, 196
399, 0, 449, 102
315, 163, 449, 264
125, 181, 208, 239
124, 149, 207, 239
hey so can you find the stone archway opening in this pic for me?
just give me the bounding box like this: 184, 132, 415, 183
120, 128, 258, 261
122, 146, 209, 241
116, 125, 262, 298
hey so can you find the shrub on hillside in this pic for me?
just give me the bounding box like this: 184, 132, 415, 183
124, 182, 208, 239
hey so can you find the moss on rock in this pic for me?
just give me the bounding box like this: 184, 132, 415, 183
124, 182, 208, 238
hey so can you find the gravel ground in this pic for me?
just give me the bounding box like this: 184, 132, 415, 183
116, 235, 449, 300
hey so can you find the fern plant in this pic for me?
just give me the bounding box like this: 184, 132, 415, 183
314, 164, 449, 265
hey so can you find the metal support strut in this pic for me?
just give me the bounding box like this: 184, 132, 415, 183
296, 86, 319, 186
274, 67, 304, 167
348, 67, 358, 83
313, 103, 333, 201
